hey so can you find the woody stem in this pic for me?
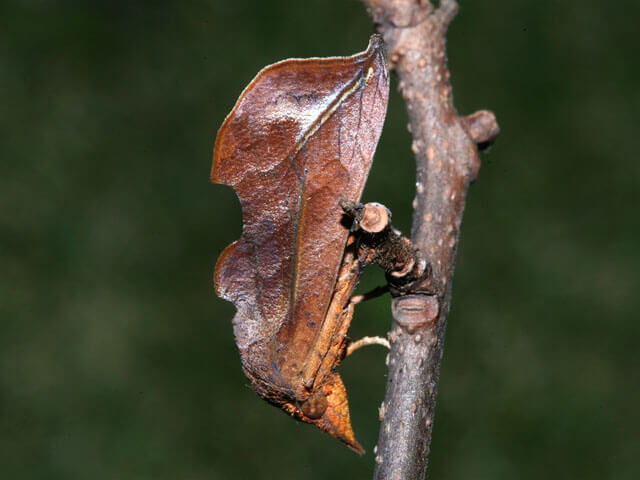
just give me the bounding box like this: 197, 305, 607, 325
361, 1, 499, 479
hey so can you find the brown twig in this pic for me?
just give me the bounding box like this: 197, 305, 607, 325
361, 1, 499, 478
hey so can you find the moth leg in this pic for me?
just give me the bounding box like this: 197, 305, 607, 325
350, 285, 389, 305
345, 336, 390, 357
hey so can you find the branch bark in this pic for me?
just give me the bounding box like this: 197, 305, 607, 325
361, 1, 499, 478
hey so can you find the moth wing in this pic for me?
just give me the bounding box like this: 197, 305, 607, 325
212, 36, 389, 397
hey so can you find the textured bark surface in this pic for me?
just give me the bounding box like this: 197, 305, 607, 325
361, 1, 499, 478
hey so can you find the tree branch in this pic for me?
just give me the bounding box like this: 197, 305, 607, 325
361, 1, 499, 478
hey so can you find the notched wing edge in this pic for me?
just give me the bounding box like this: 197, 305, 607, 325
210, 34, 387, 296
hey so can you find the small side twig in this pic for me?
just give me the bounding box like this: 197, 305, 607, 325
360, 0, 499, 479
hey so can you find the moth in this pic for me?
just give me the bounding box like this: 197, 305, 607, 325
211, 35, 390, 453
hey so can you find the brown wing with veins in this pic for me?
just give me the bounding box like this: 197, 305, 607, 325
212, 36, 389, 442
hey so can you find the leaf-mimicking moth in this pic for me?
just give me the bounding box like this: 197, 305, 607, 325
211, 35, 390, 453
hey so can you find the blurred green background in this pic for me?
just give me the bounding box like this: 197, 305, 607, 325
2, 0, 638, 478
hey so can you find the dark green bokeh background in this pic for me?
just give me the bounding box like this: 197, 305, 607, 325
2, 1, 638, 478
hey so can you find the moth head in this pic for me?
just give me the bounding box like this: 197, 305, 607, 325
285, 372, 364, 455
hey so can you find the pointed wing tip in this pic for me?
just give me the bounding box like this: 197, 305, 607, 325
347, 439, 366, 456
316, 372, 365, 455
367, 33, 385, 54
309, 407, 365, 455
366, 34, 388, 80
